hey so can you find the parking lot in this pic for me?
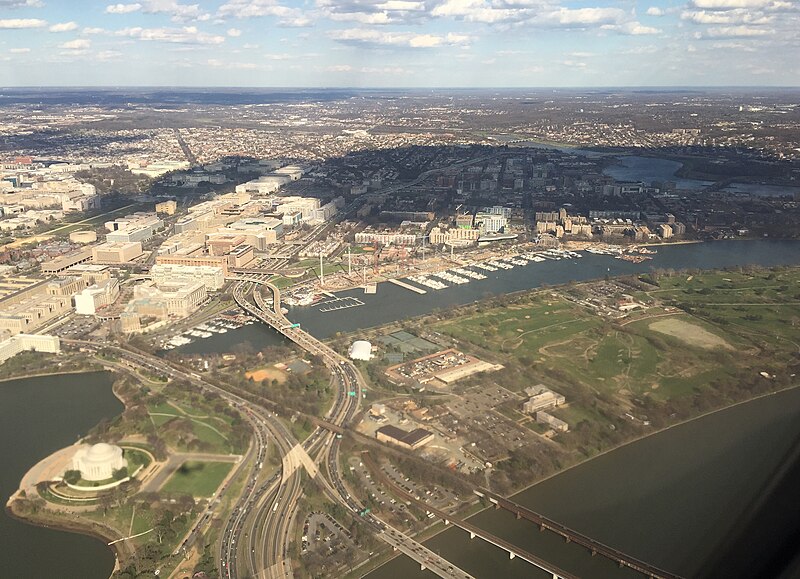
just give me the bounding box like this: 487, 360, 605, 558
381, 462, 460, 512
52, 315, 101, 339
301, 511, 352, 555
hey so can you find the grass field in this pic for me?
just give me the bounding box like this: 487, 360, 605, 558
161, 461, 233, 498
147, 401, 233, 454
433, 266, 800, 411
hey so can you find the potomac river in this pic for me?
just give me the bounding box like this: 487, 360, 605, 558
5, 239, 800, 578
1, 372, 122, 579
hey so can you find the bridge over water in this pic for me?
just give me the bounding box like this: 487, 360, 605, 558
475, 489, 682, 579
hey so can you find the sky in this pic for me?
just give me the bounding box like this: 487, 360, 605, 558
0, 0, 798, 87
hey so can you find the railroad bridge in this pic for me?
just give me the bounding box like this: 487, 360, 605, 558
476, 489, 683, 579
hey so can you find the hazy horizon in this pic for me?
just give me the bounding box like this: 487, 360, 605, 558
1, 0, 798, 87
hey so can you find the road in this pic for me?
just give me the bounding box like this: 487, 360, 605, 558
229, 277, 475, 579
62, 274, 478, 579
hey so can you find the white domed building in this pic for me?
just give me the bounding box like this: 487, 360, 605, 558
71, 443, 126, 481
348, 340, 372, 361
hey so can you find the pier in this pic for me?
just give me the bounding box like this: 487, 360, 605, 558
388, 278, 427, 294
318, 296, 365, 312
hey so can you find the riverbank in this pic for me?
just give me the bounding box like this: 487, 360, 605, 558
0, 371, 122, 579
358, 383, 800, 579
365, 385, 800, 579
510, 382, 800, 499
0, 358, 102, 384
5, 501, 127, 574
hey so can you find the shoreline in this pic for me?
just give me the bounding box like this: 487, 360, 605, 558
4, 367, 127, 578
0, 367, 104, 385
5, 501, 123, 575
361, 384, 800, 578
509, 382, 800, 499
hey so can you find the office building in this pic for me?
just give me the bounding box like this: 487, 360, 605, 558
92, 242, 143, 264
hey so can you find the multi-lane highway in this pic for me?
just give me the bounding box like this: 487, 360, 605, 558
230, 277, 477, 579
65, 275, 479, 579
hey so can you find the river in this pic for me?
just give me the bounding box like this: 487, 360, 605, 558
14, 240, 800, 578
365, 387, 800, 579
602, 156, 800, 198
1, 371, 123, 579
602, 155, 712, 190
287, 239, 800, 340
172, 240, 800, 353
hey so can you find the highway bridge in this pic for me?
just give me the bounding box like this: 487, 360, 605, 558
361, 452, 575, 579
231, 276, 478, 579
476, 490, 682, 579
235, 273, 685, 579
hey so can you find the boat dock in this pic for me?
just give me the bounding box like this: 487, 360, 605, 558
388, 278, 427, 294
318, 296, 365, 312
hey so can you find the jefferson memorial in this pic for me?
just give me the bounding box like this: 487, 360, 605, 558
71, 443, 126, 481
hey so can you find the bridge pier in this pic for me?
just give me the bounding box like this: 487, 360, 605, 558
516, 511, 521, 520
420, 564, 426, 571
509, 552, 516, 560
469, 532, 475, 539
444, 519, 449, 525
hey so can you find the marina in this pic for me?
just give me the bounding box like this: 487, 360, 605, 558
318, 296, 365, 313
388, 278, 427, 294
161, 313, 253, 350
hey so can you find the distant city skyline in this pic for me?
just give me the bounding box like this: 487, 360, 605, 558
0, 0, 798, 87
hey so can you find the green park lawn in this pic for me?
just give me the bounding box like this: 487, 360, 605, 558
431, 268, 800, 405
161, 461, 233, 498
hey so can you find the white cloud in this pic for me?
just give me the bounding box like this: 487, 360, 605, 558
82, 27, 107, 34
620, 21, 662, 35
0, 0, 43, 7
359, 65, 411, 74
96, 50, 123, 61
9, 47, 31, 53
116, 25, 226, 44
328, 11, 392, 24
218, 0, 309, 26
106, 3, 142, 14
329, 28, 472, 48
227, 27, 242, 36
60, 38, 92, 50
548, 7, 626, 27
430, 1, 628, 28
699, 24, 774, 36
646, 6, 664, 16
207, 58, 259, 68
317, 0, 431, 26
108, 1, 209, 22
682, 8, 773, 24
0, 18, 47, 29
690, 0, 773, 8
377, 1, 424, 10
620, 44, 659, 54
710, 40, 758, 50
141, 0, 208, 22
280, 16, 312, 26
327, 64, 353, 72
49, 21, 79, 32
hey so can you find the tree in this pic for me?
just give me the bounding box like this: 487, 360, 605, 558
112, 467, 129, 481
63, 470, 81, 485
